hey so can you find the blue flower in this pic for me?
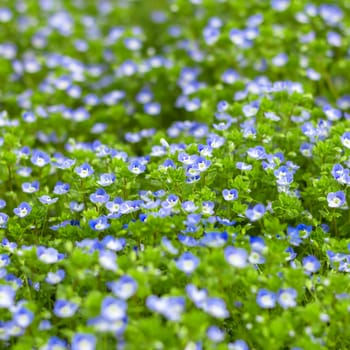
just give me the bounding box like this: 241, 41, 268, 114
89, 188, 110, 203
43, 336, 67, 350
101, 296, 127, 321
22, 180, 40, 193
0, 285, 16, 308
176, 252, 200, 274
302, 255, 320, 274
128, 160, 146, 174
37, 247, 64, 264
107, 275, 138, 299
98, 250, 118, 271
222, 189, 238, 201
97, 173, 116, 186
228, 340, 249, 350
75, 163, 94, 178
13, 307, 34, 328
30, 150, 50, 167
256, 289, 276, 308
245, 204, 266, 222
341, 131, 350, 148
39, 195, 59, 205
53, 181, 70, 195
277, 288, 297, 309
53, 299, 79, 318
0, 213, 9, 228
72, 333, 96, 350
201, 232, 228, 248
186, 284, 208, 308
202, 297, 229, 319
89, 216, 110, 231
327, 191, 346, 208
224, 247, 248, 268
144, 102, 161, 115
13, 202, 32, 218
101, 236, 126, 251
45, 269, 66, 285
146, 295, 186, 321
207, 326, 225, 342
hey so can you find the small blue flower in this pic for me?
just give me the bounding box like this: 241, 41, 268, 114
97, 173, 115, 186
277, 288, 297, 309
53, 181, 70, 195
30, 150, 50, 167
98, 250, 118, 271
89, 216, 110, 231
186, 284, 208, 308
21, 180, 40, 193
13, 307, 34, 328
39, 195, 59, 205
13, 202, 32, 218
89, 188, 110, 204
222, 189, 238, 201
0, 213, 9, 228
100, 296, 127, 322
176, 252, 200, 274
245, 204, 266, 222
146, 295, 186, 321
0, 285, 16, 308
224, 247, 248, 268
72, 333, 96, 350
256, 289, 276, 309
128, 160, 146, 174
53, 299, 79, 318
45, 269, 66, 285
228, 339, 249, 350
302, 255, 320, 274
75, 163, 94, 178
327, 191, 346, 208
107, 275, 138, 299
207, 326, 225, 342
144, 102, 161, 115
341, 131, 350, 148
37, 247, 64, 264
202, 297, 229, 319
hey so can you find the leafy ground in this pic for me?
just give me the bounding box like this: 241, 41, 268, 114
0, 0, 350, 349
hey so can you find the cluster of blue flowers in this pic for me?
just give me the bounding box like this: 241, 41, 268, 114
0, 0, 349, 349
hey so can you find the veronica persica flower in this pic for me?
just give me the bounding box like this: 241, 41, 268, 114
101, 296, 127, 321
39, 195, 59, 205
256, 289, 276, 309
222, 189, 238, 201
277, 288, 297, 309
175, 252, 200, 274
341, 132, 350, 148
45, 269, 66, 285
13, 202, 32, 218
30, 150, 50, 167
107, 276, 138, 299
202, 297, 229, 319
89, 216, 110, 231
327, 191, 346, 208
0, 285, 15, 308
13, 307, 34, 328
75, 163, 94, 178
72, 333, 96, 350
302, 255, 320, 274
53, 300, 78, 318
98, 250, 118, 271
37, 247, 64, 264
224, 247, 248, 268
245, 204, 266, 222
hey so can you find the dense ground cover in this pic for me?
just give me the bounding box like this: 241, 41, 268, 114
0, 0, 350, 349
